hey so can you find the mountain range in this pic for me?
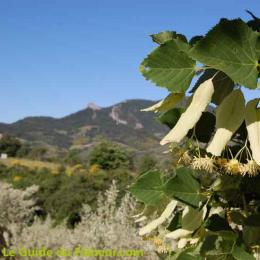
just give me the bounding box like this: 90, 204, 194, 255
0, 99, 168, 151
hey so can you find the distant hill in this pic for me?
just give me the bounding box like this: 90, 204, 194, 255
0, 99, 168, 151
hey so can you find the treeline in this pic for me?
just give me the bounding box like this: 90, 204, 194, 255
0, 134, 47, 159
0, 134, 169, 173
0, 136, 172, 227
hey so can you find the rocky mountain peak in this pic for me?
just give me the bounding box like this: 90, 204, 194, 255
87, 102, 101, 111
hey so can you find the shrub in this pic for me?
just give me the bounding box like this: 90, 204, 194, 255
0, 181, 157, 260
89, 142, 132, 170
0, 134, 22, 157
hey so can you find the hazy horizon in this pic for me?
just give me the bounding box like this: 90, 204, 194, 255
1, 0, 259, 123
0, 98, 159, 124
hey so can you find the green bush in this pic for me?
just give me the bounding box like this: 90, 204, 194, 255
0, 163, 133, 227
0, 134, 22, 157
89, 141, 133, 170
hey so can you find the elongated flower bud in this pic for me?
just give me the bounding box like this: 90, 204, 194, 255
160, 78, 214, 145
139, 200, 177, 236
245, 98, 260, 165
207, 89, 245, 156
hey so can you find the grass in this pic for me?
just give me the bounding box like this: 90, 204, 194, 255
0, 158, 60, 174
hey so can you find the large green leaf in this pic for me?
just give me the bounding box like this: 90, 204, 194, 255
165, 167, 205, 207
129, 170, 166, 206
182, 205, 207, 231
190, 19, 259, 89
191, 69, 234, 105
140, 40, 196, 92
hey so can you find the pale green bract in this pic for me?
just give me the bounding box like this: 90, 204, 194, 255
160, 78, 214, 145
207, 89, 245, 156
245, 98, 260, 165
141, 92, 184, 113
139, 200, 178, 236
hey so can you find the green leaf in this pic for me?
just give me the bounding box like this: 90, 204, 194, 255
157, 108, 183, 129
129, 170, 166, 206
175, 252, 203, 260
151, 31, 190, 53
257, 36, 260, 60
166, 246, 203, 260
191, 69, 234, 105
182, 205, 207, 231
190, 19, 259, 89
165, 167, 205, 208
140, 40, 196, 92
151, 31, 186, 44
243, 214, 260, 246
232, 245, 255, 260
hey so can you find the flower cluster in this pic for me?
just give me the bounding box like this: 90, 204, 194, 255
178, 152, 260, 177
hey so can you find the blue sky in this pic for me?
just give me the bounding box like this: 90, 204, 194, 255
0, 0, 259, 123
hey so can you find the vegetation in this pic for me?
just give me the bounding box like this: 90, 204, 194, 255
0, 134, 22, 157
0, 181, 157, 259
0, 162, 133, 228
89, 141, 133, 170
130, 11, 260, 259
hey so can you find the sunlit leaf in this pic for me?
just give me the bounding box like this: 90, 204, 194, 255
129, 170, 166, 206
140, 40, 196, 92
165, 167, 205, 207
190, 19, 259, 89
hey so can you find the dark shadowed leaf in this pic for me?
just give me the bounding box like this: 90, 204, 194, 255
157, 108, 183, 129
167, 211, 182, 231
187, 112, 216, 143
